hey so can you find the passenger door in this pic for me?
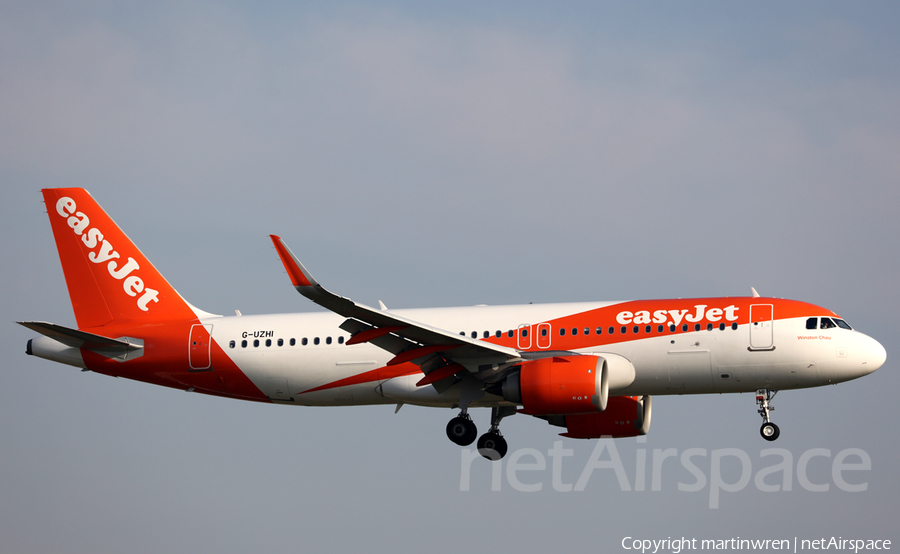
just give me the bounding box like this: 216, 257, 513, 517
749, 304, 774, 350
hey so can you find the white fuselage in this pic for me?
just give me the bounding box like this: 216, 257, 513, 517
204, 301, 883, 408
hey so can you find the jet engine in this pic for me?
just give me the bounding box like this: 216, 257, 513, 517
558, 395, 652, 438
499, 353, 635, 415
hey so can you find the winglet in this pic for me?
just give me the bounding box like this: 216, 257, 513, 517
270, 235, 319, 288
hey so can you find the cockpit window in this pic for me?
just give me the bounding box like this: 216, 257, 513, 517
820, 318, 837, 330
806, 317, 818, 330
834, 318, 852, 330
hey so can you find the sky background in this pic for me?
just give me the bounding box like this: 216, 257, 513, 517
2, 2, 898, 552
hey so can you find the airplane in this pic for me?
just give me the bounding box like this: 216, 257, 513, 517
21, 188, 887, 459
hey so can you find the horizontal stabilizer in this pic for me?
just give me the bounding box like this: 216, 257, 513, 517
18, 321, 143, 353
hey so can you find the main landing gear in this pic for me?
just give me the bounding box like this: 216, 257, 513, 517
446, 406, 516, 460
756, 388, 780, 441
446, 412, 477, 446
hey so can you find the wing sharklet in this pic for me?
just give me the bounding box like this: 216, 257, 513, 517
269, 236, 523, 365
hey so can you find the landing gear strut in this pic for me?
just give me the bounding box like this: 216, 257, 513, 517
756, 388, 780, 441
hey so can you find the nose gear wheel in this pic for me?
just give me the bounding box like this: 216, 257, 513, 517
756, 389, 780, 441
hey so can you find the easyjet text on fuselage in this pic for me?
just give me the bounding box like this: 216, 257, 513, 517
615, 304, 739, 327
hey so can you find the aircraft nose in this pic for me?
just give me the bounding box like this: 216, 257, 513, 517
860, 334, 886, 375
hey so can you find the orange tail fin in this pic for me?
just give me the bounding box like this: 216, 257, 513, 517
42, 188, 200, 328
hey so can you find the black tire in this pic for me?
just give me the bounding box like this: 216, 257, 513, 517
760, 422, 780, 441
447, 416, 477, 446
477, 432, 508, 460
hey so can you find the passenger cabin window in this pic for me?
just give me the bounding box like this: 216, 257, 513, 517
507, 330, 514, 338
584, 327, 590, 335
483, 331, 490, 338
265, 339, 272, 347
277, 338, 284, 347
290, 338, 296, 346
229, 340, 235, 348
241, 340, 247, 348
338, 336, 345, 344
326, 337, 332, 345
541, 328, 548, 337
596, 327, 603, 335
301, 338, 307, 346
560, 328, 566, 336
495, 331, 502, 338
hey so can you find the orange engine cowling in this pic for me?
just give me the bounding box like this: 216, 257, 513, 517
560, 395, 652, 438
505, 355, 608, 415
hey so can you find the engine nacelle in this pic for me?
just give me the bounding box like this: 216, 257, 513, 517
560, 395, 652, 439
501, 354, 635, 416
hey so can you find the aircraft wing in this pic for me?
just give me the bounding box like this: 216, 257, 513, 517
270, 236, 523, 378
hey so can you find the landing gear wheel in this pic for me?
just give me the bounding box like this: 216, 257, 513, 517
446, 416, 477, 446
760, 422, 780, 441
477, 431, 508, 460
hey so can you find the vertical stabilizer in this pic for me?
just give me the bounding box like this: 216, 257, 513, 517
42, 188, 198, 328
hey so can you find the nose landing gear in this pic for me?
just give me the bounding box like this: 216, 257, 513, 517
756, 388, 780, 441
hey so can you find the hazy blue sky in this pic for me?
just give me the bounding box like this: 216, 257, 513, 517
2, 2, 898, 552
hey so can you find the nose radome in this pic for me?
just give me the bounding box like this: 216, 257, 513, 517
862, 335, 886, 375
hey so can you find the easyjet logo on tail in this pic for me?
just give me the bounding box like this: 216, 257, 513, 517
56, 197, 159, 312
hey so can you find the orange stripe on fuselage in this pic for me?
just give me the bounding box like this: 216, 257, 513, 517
477, 297, 835, 352
297, 362, 422, 395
